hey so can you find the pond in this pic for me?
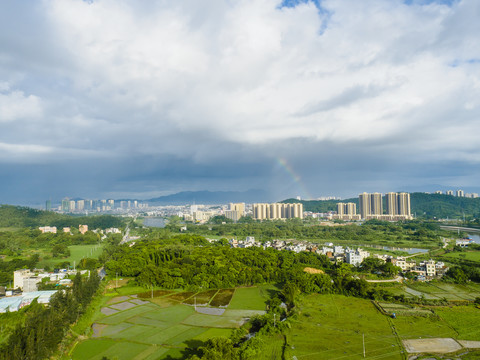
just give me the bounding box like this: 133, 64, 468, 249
356, 244, 429, 254
143, 217, 166, 228
467, 234, 480, 244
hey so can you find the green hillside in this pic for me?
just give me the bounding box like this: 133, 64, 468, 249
0, 205, 125, 229
282, 192, 480, 219
281, 198, 357, 213
410, 192, 480, 219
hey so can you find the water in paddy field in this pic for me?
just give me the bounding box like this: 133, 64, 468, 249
382, 247, 429, 254
357, 244, 429, 254
143, 217, 166, 228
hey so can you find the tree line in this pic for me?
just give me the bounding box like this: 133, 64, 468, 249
0, 272, 100, 360
163, 219, 448, 248
105, 234, 407, 302
0, 205, 125, 229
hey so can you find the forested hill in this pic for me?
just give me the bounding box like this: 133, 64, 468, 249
281, 198, 357, 213
409, 193, 480, 219
282, 192, 480, 219
0, 205, 125, 229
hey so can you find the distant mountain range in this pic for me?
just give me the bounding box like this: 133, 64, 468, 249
147, 189, 271, 205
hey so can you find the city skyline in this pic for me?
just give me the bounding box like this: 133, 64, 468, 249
33, 187, 480, 213
1, 0, 480, 205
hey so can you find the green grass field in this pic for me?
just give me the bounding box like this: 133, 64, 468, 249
72, 285, 265, 360
393, 313, 457, 340
71, 282, 480, 360
284, 294, 404, 360
228, 286, 272, 310
404, 282, 480, 301
37, 244, 104, 268
376, 282, 480, 302
435, 306, 480, 340
443, 250, 480, 263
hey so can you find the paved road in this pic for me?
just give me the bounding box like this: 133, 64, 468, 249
119, 225, 140, 244
366, 275, 403, 283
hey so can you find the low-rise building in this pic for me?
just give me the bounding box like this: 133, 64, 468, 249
39, 226, 57, 234
345, 252, 363, 266
419, 260, 436, 277
79, 224, 88, 234
14, 269, 42, 291
0, 291, 58, 313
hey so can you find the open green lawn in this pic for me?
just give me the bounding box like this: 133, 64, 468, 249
37, 244, 105, 268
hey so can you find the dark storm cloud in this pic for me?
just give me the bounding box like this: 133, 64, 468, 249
1, 0, 480, 204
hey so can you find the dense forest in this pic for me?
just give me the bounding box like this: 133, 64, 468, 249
282, 192, 480, 219
105, 234, 429, 302
0, 205, 125, 229
164, 219, 449, 248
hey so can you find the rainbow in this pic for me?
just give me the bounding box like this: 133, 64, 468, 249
275, 157, 313, 200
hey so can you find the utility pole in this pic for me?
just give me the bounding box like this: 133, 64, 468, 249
363, 333, 365, 358
194, 296, 197, 311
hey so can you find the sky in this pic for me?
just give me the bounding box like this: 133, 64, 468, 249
1, 0, 480, 205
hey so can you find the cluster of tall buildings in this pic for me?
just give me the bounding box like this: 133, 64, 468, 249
435, 190, 478, 198
252, 203, 304, 220
360, 192, 411, 220
335, 202, 360, 220
47, 198, 144, 213
334, 192, 412, 221
224, 203, 245, 222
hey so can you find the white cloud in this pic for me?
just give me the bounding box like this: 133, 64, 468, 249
0, 88, 43, 122
34, 0, 477, 150
1, 0, 480, 199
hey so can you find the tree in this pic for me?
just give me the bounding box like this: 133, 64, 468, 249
446, 266, 468, 283
281, 282, 300, 309
52, 244, 70, 258
209, 216, 233, 224
194, 337, 239, 360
